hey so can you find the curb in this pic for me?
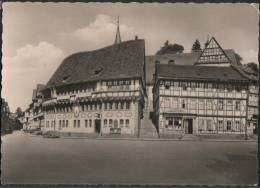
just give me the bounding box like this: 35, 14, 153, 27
25, 132, 257, 142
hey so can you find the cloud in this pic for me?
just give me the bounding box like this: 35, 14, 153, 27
239, 49, 258, 64
2, 41, 64, 111
69, 14, 134, 49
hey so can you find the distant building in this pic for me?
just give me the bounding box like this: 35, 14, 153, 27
23, 84, 45, 131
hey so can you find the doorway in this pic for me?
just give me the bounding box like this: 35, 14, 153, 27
95, 119, 101, 133
184, 119, 193, 134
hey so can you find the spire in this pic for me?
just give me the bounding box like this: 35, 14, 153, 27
114, 16, 122, 45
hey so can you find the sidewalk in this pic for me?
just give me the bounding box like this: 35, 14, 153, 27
25, 131, 257, 142
59, 135, 257, 142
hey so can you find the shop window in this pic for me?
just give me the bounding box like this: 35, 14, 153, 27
174, 117, 182, 128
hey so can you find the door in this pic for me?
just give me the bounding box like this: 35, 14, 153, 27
184, 119, 193, 134
188, 119, 193, 134
95, 120, 101, 133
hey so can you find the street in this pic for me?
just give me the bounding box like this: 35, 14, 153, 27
1, 131, 257, 185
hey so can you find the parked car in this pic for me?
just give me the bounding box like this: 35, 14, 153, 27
42, 131, 59, 138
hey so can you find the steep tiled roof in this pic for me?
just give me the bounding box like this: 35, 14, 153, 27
156, 64, 248, 82
145, 49, 240, 84
46, 40, 145, 88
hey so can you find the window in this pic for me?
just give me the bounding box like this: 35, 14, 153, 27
206, 120, 212, 131
126, 102, 130, 109
190, 99, 196, 109
109, 119, 113, 127
74, 120, 77, 128
89, 120, 92, 128
104, 119, 107, 127
126, 119, 130, 128
59, 120, 61, 128
235, 101, 240, 110
174, 117, 181, 128
66, 120, 68, 128
173, 99, 178, 108
182, 82, 187, 90
165, 81, 170, 89
62, 120, 65, 128
235, 121, 240, 132
115, 102, 119, 110
109, 102, 113, 110
166, 117, 173, 129
190, 82, 196, 90
227, 121, 232, 131
218, 100, 223, 110
227, 100, 232, 111
77, 120, 80, 128
120, 119, 124, 128
218, 120, 223, 131
199, 99, 204, 110
85, 120, 88, 128
104, 103, 107, 110
207, 100, 212, 110
120, 102, 124, 109
182, 100, 185, 109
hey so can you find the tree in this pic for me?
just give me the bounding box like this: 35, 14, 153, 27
191, 39, 202, 52
15, 107, 23, 118
156, 40, 184, 55
245, 62, 259, 76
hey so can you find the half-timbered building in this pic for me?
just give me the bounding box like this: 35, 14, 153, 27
152, 37, 256, 137
41, 38, 146, 137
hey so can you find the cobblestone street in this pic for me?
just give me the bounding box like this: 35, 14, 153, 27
1, 131, 257, 185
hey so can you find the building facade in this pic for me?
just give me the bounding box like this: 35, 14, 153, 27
41, 39, 146, 137
152, 37, 256, 137
153, 65, 253, 136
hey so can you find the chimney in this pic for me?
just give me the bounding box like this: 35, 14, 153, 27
135, 35, 138, 40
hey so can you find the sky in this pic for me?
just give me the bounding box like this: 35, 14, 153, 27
2, 2, 259, 112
